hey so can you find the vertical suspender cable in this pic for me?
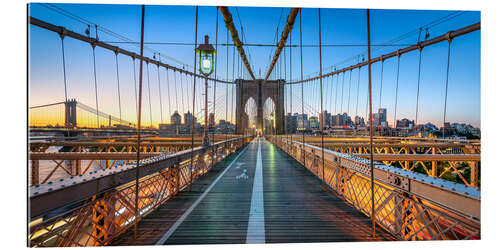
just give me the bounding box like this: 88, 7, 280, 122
356, 65, 361, 118
347, 70, 352, 115
91, 45, 100, 128
225, 27, 229, 141
173, 71, 179, 113
318, 8, 325, 183
165, 69, 171, 119
231, 45, 235, 134
300, 9, 305, 164
115, 52, 122, 124
289, 25, 292, 142
213, 7, 219, 144
443, 40, 452, 138
340, 72, 345, 116
132, 57, 138, 121
378, 59, 384, 110
415, 48, 423, 131
334, 71, 339, 115
146, 62, 153, 127
157, 54, 163, 123
283, 40, 287, 137
366, 8, 377, 239
134, 4, 145, 240
190, 6, 199, 192
394, 54, 401, 131
365, 80, 369, 124
60, 36, 68, 102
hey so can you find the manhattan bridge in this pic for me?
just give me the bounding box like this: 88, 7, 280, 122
28, 4, 480, 246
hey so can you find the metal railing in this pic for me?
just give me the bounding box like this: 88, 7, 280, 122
28, 136, 252, 247
269, 135, 480, 240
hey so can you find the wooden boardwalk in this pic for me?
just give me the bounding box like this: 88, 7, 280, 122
112, 138, 395, 245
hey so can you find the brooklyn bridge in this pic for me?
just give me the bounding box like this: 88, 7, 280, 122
28, 4, 480, 246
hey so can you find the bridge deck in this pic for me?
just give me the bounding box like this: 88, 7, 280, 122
112, 138, 395, 245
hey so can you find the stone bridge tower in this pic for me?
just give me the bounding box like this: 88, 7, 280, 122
235, 79, 285, 134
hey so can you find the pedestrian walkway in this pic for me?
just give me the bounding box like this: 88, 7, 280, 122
112, 138, 394, 245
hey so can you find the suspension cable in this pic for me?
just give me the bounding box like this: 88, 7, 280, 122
134, 4, 145, 239
284, 37, 287, 136
415, 48, 423, 130
334, 71, 339, 114
212, 7, 219, 144
300, 8, 305, 164
231, 44, 235, 132
156, 54, 163, 123
190, 6, 199, 192
443, 40, 452, 137
146, 62, 153, 127
355, 63, 361, 118
115, 52, 123, 124
225, 27, 229, 141
347, 69, 352, 115
318, 8, 325, 183
394, 54, 401, 130
60, 35, 68, 103
378, 59, 384, 110
165, 68, 171, 119
173, 71, 179, 112
91, 45, 99, 128
340, 71, 345, 116
132, 57, 138, 122
289, 25, 293, 141
366, 8, 376, 239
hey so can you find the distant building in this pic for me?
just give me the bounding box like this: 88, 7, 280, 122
297, 114, 309, 129
286, 113, 298, 134
171, 111, 182, 125
319, 111, 331, 128
354, 116, 365, 127
373, 108, 387, 126
309, 116, 319, 129
209, 113, 215, 127
396, 118, 414, 129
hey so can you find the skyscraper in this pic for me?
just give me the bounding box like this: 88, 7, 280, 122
171, 111, 182, 125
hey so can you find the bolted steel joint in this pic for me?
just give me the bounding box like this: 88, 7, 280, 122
416, 42, 423, 51
58, 27, 67, 39
445, 31, 453, 43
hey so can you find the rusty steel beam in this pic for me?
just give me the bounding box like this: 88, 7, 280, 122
264, 8, 300, 82
289, 22, 480, 84
218, 6, 256, 81
354, 153, 481, 161
29, 16, 231, 84
29, 152, 161, 160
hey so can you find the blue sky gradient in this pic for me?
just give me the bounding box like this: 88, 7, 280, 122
28, 3, 480, 127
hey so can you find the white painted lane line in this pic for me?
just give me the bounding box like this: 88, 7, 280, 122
246, 138, 265, 243
155, 142, 252, 245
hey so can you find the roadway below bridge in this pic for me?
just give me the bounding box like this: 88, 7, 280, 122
112, 137, 395, 245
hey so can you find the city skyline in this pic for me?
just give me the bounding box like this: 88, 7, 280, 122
29, 4, 480, 128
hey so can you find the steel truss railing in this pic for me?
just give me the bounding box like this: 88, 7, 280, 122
307, 142, 480, 188
28, 136, 242, 186
269, 135, 480, 241
28, 136, 252, 247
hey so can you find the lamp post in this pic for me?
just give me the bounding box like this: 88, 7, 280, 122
196, 35, 216, 147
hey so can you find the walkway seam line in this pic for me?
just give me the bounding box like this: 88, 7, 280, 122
246, 137, 266, 243
155, 141, 252, 245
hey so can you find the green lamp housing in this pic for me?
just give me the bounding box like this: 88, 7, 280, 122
195, 35, 216, 77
